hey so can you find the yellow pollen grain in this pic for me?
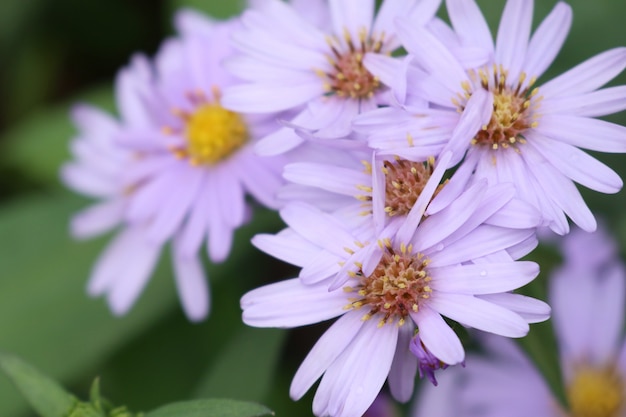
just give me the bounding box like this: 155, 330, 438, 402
182, 103, 248, 165
344, 247, 355, 255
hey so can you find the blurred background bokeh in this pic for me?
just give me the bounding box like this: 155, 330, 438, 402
0, 1, 624, 416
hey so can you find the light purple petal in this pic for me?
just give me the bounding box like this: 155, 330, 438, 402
172, 240, 210, 322
70, 199, 125, 239
445, 0, 493, 53
241, 278, 346, 328
430, 261, 539, 295
524, 2, 572, 78
540, 47, 626, 98
291, 310, 365, 400
428, 225, 534, 267
388, 322, 418, 402
527, 132, 623, 194
329, 0, 374, 42
411, 306, 464, 365
222, 82, 323, 113
429, 293, 529, 337
542, 86, 626, 118
495, 0, 533, 81
478, 293, 551, 324
536, 115, 626, 153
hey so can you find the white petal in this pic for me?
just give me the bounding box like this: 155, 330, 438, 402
252, 229, 319, 268
329, 0, 374, 42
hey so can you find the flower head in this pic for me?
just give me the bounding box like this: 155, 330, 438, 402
361, 0, 626, 235
62, 11, 287, 321
242, 178, 547, 416
221, 0, 442, 155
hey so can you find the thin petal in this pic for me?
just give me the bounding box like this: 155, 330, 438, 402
388, 322, 418, 402
445, 0, 493, 53
430, 262, 539, 295
430, 293, 529, 337
524, 2, 572, 78
241, 279, 346, 328
291, 310, 365, 400
540, 47, 626, 98
537, 115, 626, 153
172, 241, 210, 322
411, 306, 464, 365
495, 0, 533, 81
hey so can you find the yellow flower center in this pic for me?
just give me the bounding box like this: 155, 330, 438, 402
163, 88, 249, 166
382, 157, 436, 217
567, 366, 624, 417
457, 66, 542, 152
184, 103, 248, 165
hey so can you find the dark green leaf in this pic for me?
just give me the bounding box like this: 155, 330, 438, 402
145, 399, 273, 417
166, 0, 244, 21
0, 352, 76, 417
194, 328, 286, 402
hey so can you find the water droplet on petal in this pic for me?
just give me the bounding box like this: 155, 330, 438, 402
480, 270, 487, 277
435, 243, 444, 251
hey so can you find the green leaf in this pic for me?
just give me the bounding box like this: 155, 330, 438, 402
0, 192, 179, 416
0, 352, 76, 417
166, 0, 244, 21
146, 399, 273, 417
193, 327, 287, 402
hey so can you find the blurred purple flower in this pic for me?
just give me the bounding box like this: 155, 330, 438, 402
413, 224, 626, 417
62, 11, 286, 321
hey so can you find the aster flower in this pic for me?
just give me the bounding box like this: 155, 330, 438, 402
62, 11, 286, 321
221, 0, 443, 155
360, 0, 626, 235
242, 178, 549, 417
412, 224, 626, 417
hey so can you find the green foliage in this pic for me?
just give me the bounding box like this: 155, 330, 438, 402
0, 352, 76, 417
145, 399, 274, 417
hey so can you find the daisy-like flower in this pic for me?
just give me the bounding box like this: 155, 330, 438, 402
221, 0, 443, 155
412, 225, 626, 417
362, 0, 626, 235
62, 11, 286, 321
242, 178, 549, 417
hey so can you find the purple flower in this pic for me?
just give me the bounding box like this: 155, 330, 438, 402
62, 11, 287, 321
221, 0, 442, 155
410, 333, 449, 386
242, 178, 548, 417
413, 224, 626, 417
359, 0, 626, 235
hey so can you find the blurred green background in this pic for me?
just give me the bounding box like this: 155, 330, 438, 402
0, 1, 624, 416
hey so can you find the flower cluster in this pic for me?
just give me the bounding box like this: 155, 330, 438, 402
62, 1, 626, 416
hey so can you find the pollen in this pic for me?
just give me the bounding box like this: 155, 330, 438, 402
343, 246, 433, 326
567, 365, 624, 417
164, 88, 248, 166
316, 27, 385, 100
467, 67, 542, 152
383, 158, 435, 217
